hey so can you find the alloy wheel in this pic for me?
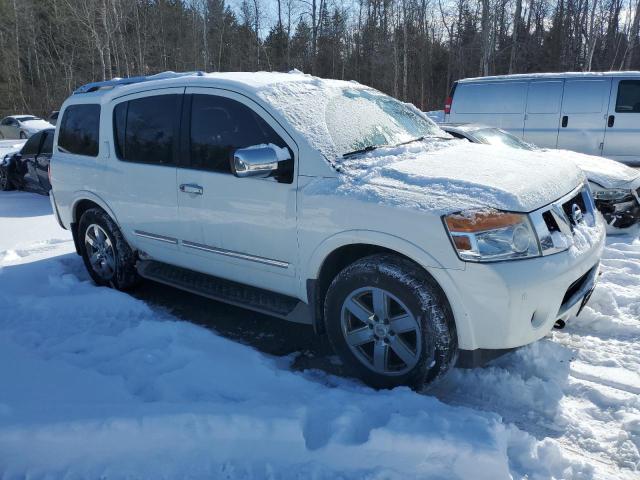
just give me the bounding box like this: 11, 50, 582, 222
340, 286, 422, 376
84, 224, 116, 280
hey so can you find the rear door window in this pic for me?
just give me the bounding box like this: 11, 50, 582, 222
615, 80, 640, 113
21, 132, 44, 156
58, 104, 100, 156
41, 131, 54, 154
189, 94, 288, 173
113, 94, 180, 165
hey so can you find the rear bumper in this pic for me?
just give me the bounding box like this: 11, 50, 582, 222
49, 189, 66, 230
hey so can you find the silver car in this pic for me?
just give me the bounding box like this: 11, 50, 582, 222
0, 115, 54, 139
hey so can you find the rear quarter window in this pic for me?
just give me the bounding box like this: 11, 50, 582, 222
58, 104, 100, 157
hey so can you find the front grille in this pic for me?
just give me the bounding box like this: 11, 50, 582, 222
529, 185, 596, 256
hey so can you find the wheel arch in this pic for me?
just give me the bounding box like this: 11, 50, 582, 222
70, 192, 120, 255
305, 231, 463, 336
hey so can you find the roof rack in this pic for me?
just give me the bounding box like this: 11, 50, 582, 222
73, 71, 205, 94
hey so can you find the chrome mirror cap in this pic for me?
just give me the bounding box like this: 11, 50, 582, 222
231, 146, 281, 178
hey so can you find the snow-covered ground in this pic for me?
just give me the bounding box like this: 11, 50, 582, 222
0, 191, 638, 479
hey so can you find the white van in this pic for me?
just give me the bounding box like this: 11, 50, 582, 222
445, 72, 640, 166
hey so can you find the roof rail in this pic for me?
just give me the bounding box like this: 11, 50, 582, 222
73, 71, 205, 94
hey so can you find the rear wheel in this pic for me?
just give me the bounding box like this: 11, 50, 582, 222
0, 166, 14, 191
78, 208, 139, 290
324, 254, 458, 389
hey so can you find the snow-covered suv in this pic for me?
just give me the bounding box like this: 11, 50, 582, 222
49, 71, 605, 389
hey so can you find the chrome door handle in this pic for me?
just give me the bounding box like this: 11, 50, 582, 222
179, 183, 203, 195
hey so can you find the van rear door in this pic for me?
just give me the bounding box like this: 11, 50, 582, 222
523, 80, 564, 148
557, 79, 611, 156
602, 78, 640, 165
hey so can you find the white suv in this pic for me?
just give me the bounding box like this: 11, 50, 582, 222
50, 71, 605, 389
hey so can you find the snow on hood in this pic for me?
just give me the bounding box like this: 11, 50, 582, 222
541, 149, 640, 189
257, 75, 583, 213
19, 119, 53, 131
335, 140, 585, 214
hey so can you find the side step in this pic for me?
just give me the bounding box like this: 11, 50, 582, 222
137, 260, 312, 325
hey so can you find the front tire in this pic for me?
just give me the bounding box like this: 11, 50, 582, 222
324, 254, 458, 389
78, 208, 139, 290
19, 131, 27, 139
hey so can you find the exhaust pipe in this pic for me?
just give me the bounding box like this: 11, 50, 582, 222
554, 319, 566, 330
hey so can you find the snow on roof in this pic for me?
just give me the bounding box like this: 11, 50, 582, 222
458, 71, 640, 83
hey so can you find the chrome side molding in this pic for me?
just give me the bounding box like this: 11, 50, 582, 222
134, 230, 178, 245
182, 240, 289, 268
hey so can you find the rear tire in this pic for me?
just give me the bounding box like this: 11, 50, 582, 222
0, 166, 14, 191
78, 208, 139, 290
324, 254, 458, 390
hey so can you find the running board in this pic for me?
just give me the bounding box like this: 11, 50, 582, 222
137, 260, 312, 325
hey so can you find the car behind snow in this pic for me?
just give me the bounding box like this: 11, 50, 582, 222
48, 71, 605, 389
0, 115, 54, 139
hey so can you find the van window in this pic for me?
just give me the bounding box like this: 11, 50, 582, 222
58, 104, 100, 156
113, 94, 180, 165
454, 82, 526, 114
615, 80, 640, 113
561, 80, 607, 114
526, 81, 563, 114
189, 94, 288, 173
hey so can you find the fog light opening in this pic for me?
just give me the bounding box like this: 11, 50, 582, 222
554, 319, 566, 330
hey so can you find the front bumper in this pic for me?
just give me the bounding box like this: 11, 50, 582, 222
444, 218, 605, 352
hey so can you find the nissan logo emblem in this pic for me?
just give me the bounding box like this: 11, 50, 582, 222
571, 203, 584, 224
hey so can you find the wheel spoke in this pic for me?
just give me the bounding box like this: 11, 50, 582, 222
85, 234, 96, 247
345, 298, 373, 324
372, 289, 389, 319
89, 252, 101, 267
345, 326, 374, 347
390, 314, 417, 334
373, 342, 388, 371
388, 335, 415, 366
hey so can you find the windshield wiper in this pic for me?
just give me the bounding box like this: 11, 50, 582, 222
342, 144, 387, 158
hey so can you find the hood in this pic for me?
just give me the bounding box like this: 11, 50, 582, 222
339, 140, 585, 214
542, 149, 640, 189
20, 119, 54, 131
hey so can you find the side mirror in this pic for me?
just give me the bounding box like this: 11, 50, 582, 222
231, 146, 282, 178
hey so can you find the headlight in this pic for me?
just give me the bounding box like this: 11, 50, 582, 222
444, 209, 541, 262
592, 188, 633, 202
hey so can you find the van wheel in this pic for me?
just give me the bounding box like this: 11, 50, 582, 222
0, 166, 14, 191
324, 254, 458, 390
78, 208, 139, 290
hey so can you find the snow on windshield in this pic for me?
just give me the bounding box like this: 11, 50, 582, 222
258, 78, 441, 159
325, 89, 439, 155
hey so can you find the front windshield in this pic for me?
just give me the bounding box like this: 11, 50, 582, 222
473, 128, 534, 150
325, 89, 441, 156
15, 116, 39, 122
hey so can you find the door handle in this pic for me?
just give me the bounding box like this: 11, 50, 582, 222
608, 115, 615, 128
179, 183, 203, 195
561, 115, 568, 128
